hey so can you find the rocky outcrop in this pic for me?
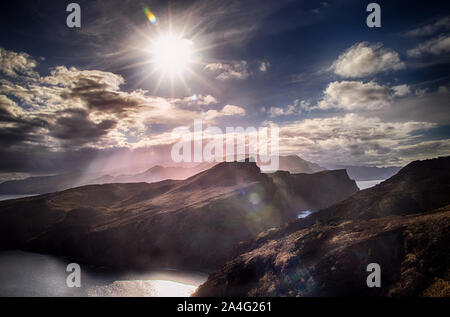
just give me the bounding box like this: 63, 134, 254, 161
259, 155, 326, 173
194, 156, 450, 296
0, 161, 357, 272
269, 169, 358, 212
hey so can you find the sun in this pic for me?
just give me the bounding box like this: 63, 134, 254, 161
150, 34, 195, 78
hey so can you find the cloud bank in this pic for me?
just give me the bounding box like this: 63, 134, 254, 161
331, 42, 404, 78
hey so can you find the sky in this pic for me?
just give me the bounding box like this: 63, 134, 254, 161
0, 0, 449, 179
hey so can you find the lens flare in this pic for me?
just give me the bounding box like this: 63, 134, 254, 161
144, 7, 157, 24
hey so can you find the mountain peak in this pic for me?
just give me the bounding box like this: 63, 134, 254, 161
183, 161, 264, 188
312, 155, 450, 222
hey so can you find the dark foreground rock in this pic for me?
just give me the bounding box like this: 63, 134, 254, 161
194, 156, 450, 296
0, 161, 357, 272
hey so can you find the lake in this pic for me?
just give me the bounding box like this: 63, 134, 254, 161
297, 210, 312, 219
0, 194, 38, 201
355, 179, 385, 190
0, 251, 208, 297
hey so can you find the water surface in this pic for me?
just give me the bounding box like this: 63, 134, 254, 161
0, 194, 38, 201
0, 251, 207, 297
355, 179, 384, 190
297, 210, 311, 219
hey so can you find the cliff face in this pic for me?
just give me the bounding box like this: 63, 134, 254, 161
194, 156, 450, 296
0, 161, 357, 272
269, 169, 358, 213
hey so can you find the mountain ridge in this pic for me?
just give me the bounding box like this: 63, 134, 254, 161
0, 161, 358, 271
194, 156, 450, 296
0, 155, 325, 195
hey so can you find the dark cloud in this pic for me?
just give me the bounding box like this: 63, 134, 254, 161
49, 108, 117, 146
64, 78, 140, 116
0, 146, 115, 174
0, 104, 47, 148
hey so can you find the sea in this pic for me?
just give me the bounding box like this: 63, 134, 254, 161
0, 251, 208, 297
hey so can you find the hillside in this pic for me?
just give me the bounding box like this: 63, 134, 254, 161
194, 156, 450, 296
0, 161, 357, 271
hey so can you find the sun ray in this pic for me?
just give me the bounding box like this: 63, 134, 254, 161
117, 4, 221, 97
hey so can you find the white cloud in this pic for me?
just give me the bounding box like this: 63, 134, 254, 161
0, 48, 241, 150
406, 16, 450, 37
204, 61, 249, 80
198, 94, 218, 105
0, 48, 38, 78
392, 84, 412, 97
268, 99, 310, 117
268, 105, 296, 117
222, 104, 246, 116
373, 85, 450, 125
331, 42, 404, 78
203, 104, 246, 121
276, 114, 438, 166
0, 95, 23, 118
317, 81, 392, 111
407, 34, 450, 57
259, 61, 270, 72
180, 94, 218, 107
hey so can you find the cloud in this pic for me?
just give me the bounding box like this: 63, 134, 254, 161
268, 99, 310, 117
392, 84, 412, 97
0, 48, 246, 153
0, 48, 38, 78
317, 81, 392, 111
407, 34, 450, 57
259, 61, 270, 72
204, 61, 249, 80
268, 105, 296, 117
312, 1, 329, 14
48, 108, 117, 147
331, 42, 404, 78
203, 104, 246, 121
221, 104, 246, 116
406, 16, 450, 37
276, 114, 439, 166
178, 94, 218, 107
194, 94, 218, 106
373, 85, 450, 125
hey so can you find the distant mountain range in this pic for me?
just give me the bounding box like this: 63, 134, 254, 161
89, 162, 214, 185
0, 161, 358, 271
323, 164, 402, 181
0, 155, 327, 195
261, 155, 326, 173
194, 156, 450, 297
0, 163, 214, 195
